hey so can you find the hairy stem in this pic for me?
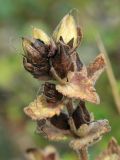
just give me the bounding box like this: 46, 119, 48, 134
77, 147, 88, 160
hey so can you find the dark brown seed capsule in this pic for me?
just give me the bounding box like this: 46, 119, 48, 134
51, 41, 74, 78
44, 82, 63, 104
22, 38, 51, 80
72, 101, 91, 129
50, 113, 70, 130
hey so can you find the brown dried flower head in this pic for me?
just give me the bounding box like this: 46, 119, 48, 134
22, 10, 82, 81
22, 9, 110, 149
22, 9, 106, 108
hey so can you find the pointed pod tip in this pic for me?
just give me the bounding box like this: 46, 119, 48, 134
53, 13, 78, 47
32, 27, 50, 44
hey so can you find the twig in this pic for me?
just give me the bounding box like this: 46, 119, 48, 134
96, 34, 120, 114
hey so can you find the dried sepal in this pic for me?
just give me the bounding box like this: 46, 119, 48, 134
50, 113, 70, 130
56, 70, 100, 104
26, 146, 60, 160
36, 119, 72, 141
24, 95, 64, 120
69, 119, 111, 151
26, 148, 43, 160
44, 146, 60, 160
70, 52, 83, 71
53, 9, 82, 48
72, 101, 91, 129
96, 137, 120, 160
51, 42, 74, 78
56, 54, 105, 104
87, 53, 106, 84
33, 27, 50, 45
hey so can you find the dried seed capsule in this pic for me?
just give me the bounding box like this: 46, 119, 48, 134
72, 101, 91, 129
22, 38, 51, 80
51, 42, 74, 78
44, 82, 63, 105
50, 113, 70, 130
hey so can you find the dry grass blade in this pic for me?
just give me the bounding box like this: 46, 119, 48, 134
96, 34, 120, 114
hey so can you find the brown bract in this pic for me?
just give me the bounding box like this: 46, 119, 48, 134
56, 70, 99, 104
56, 54, 106, 104
26, 146, 60, 160
87, 53, 106, 84
36, 102, 92, 141
36, 118, 72, 141
51, 40, 74, 79
24, 95, 64, 120
72, 101, 91, 129
69, 119, 111, 150
96, 138, 120, 160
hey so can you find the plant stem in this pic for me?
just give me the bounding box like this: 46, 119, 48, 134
66, 99, 74, 116
77, 147, 88, 160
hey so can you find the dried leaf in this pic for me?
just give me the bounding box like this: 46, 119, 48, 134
56, 70, 100, 104
36, 119, 72, 141
69, 119, 111, 150
26, 146, 60, 160
87, 54, 106, 84
24, 95, 64, 120
26, 148, 43, 160
96, 137, 120, 160
33, 27, 50, 45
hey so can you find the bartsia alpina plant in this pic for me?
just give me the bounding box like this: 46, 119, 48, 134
22, 9, 111, 160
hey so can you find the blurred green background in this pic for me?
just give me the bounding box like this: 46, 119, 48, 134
0, 0, 120, 159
